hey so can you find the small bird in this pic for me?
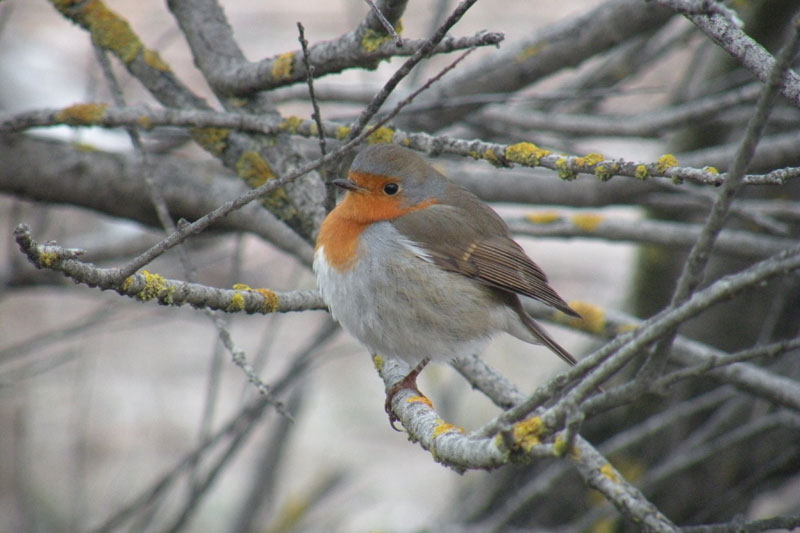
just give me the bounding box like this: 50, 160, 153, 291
314, 144, 580, 426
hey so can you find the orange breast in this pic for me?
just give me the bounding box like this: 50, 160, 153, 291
315, 209, 367, 272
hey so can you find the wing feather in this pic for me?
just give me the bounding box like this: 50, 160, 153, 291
393, 201, 579, 317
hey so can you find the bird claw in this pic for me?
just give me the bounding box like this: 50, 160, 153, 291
384, 358, 430, 431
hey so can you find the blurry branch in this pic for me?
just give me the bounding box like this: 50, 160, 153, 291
473, 246, 800, 441
398, 0, 674, 130
13, 224, 324, 314
654, 0, 800, 107
638, 17, 800, 381
92, 319, 338, 532
0, 303, 120, 372
478, 83, 762, 138
541, 17, 694, 114
676, 131, 800, 172
0, 135, 314, 265
507, 214, 797, 259
681, 515, 800, 533
519, 299, 800, 414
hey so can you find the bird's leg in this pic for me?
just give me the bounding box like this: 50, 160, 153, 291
385, 357, 430, 430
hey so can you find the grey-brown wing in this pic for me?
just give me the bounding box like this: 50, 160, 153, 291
394, 203, 579, 317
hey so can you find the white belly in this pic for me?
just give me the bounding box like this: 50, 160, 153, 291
314, 222, 516, 366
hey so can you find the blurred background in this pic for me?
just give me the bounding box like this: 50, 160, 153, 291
1, 0, 798, 531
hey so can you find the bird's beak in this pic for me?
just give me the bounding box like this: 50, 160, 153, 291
332, 178, 366, 192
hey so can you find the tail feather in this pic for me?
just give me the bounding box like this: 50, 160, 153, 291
518, 310, 577, 366
508, 295, 578, 366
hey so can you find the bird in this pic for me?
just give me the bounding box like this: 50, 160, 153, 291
313, 143, 580, 426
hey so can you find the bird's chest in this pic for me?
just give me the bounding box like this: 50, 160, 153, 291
314, 221, 420, 316
314, 222, 497, 362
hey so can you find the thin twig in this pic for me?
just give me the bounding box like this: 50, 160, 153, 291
297, 21, 335, 211
348, 0, 481, 141
363, 0, 404, 46
637, 18, 800, 380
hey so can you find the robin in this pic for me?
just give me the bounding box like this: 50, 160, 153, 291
314, 144, 580, 426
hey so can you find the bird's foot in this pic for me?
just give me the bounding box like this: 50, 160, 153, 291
384, 358, 430, 431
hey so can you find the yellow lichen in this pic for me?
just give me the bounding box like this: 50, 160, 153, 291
590, 517, 617, 533
279, 115, 304, 134
483, 149, 502, 167
135, 270, 167, 302
56, 103, 109, 125
191, 127, 230, 157
505, 142, 552, 167
565, 301, 606, 334
360, 27, 393, 53
372, 354, 385, 371
136, 115, 153, 130
271, 51, 295, 80
512, 416, 544, 452
407, 395, 433, 408
516, 42, 547, 61
553, 434, 569, 457
571, 213, 604, 232
526, 211, 561, 224
656, 154, 678, 173
594, 163, 619, 181
600, 463, 621, 483
254, 288, 279, 313
143, 48, 170, 72
704, 166, 719, 174
230, 284, 279, 313
236, 151, 276, 189
227, 292, 246, 312
335, 126, 351, 140
432, 420, 465, 438
39, 251, 60, 268
367, 126, 395, 144
553, 434, 581, 459
555, 157, 577, 180
81, 0, 144, 63
574, 152, 605, 168
634, 164, 649, 180
120, 275, 134, 292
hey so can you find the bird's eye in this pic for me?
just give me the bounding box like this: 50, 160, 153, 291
383, 183, 400, 195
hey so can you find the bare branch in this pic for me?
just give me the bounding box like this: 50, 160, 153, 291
13, 224, 324, 314
654, 0, 800, 106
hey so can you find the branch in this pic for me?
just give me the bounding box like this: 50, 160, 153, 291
478, 83, 762, 138
173, 0, 500, 96
0, 135, 314, 266
654, 0, 800, 107
473, 246, 800, 438
13, 224, 324, 314
398, 0, 674, 130
6, 105, 796, 186
508, 214, 796, 259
